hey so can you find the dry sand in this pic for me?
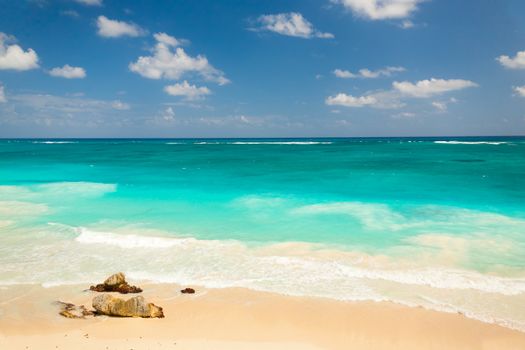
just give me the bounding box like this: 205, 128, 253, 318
1, 283, 524, 349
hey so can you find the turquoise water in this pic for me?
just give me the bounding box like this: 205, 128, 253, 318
1, 137, 525, 329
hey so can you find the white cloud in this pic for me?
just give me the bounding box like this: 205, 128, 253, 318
326, 90, 404, 109
333, 69, 357, 78
255, 12, 334, 39
334, 66, 405, 79
393, 78, 477, 98
0, 93, 135, 128
400, 20, 414, 29
514, 86, 525, 97
325, 93, 377, 107
96, 16, 145, 38
431, 101, 447, 111
391, 112, 415, 119
333, 0, 422, 20
431, 97, 458, 112
49, 64, 86, 79
0, 84, 6, 103
162, 107, 175, 121
153, 32, 181, 47
129, 33, 229, 85
75, 0, 102, 6
111, 100, 130, 110
0, 33, 39, 71
164, 81, 211, 100
497, 51, 525, 70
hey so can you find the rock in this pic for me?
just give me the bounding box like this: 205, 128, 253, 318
56, 301, 94, 319
92, 294, 164, 318
104, 272, 126, 287
180, 288, 195, 294
89, 272, 143, 294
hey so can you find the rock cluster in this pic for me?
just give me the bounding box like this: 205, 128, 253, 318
92, 294, 164, 318
181, 287, 195, 294
89, 272, 143, 294
57, 273, 164, 319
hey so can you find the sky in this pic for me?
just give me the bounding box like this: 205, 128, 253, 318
0, 0, 524, 138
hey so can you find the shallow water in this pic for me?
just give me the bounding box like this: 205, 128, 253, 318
1, 137, 524, 330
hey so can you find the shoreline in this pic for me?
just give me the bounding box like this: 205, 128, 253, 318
1, 283, 525, 349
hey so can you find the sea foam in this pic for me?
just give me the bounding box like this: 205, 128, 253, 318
434, 141, 507, 145
2, 224, 525, 331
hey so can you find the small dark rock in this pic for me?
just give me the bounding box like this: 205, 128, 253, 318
90, 283, 142, 294
180, 287, 195, 294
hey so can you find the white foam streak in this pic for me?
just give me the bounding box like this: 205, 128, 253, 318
230, 141, 332, 145
31, 141, 77, 144
187, 141, 333, 145
75, 227, 193, 248
434, 141, 507, 145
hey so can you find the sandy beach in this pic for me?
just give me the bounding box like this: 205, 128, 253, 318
1, 283, 524, 350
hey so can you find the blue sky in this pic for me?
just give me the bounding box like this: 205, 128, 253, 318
0, 0, 524, 138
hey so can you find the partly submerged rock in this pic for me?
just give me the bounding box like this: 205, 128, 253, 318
180, 287, 195, 294
89, 272, 142, 294
56, 301, 94, 319
92, 294, 164, 318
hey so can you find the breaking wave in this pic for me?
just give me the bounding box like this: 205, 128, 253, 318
434, 141, 508, 145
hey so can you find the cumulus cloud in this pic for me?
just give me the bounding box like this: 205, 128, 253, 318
255, 12, 334, 39
164, 81, 211, 100
49, 64, 86, 79
325, 93, 377, 107
0, 33, 39, 71
514, 86, 525, 97
334, 66, 405, 79
129, 33, 229, 85
325, 79, 474, 110
393, 78, 477, 98
96, 16, 145, 38
0, 84, 6, 103
325, 90, 404, 109
75, 0, 102, 6
497, 50, 525, 70
153, 32, 181, 46
332, 0, 422, 20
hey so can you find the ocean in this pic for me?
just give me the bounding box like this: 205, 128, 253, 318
1, 137, 524, 330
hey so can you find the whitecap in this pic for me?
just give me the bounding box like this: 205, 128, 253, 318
31, 141, 77, 144
434, 141, 507, 145
191, 141, 332, 145
230, 141, 333, 145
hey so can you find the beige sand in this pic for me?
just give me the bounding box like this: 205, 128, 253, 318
1, 283, 524, 350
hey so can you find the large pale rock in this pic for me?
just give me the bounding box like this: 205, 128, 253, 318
92, 294, 164, 318
90, 272, 142, 294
